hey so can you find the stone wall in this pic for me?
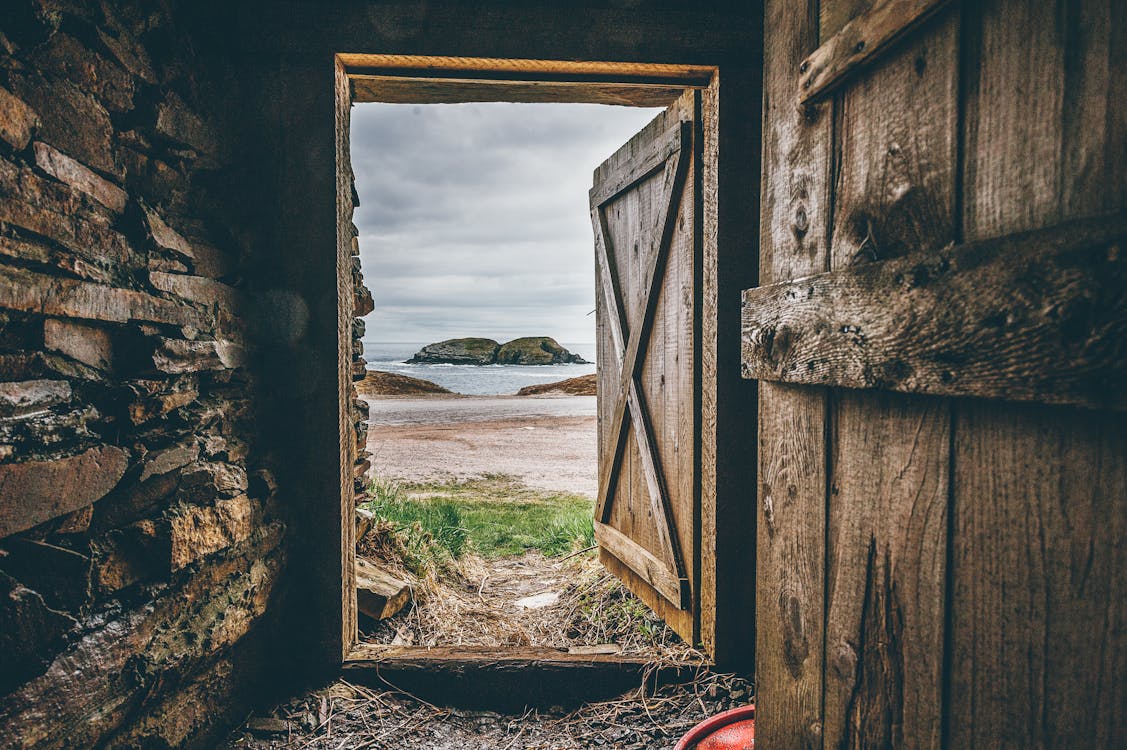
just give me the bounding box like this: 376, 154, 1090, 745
0, 1, 284, 746
351, 221, 373, 501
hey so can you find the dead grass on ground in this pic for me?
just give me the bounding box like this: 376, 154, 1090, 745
358, 476, 694, 660
361, 541, 695, 661
224, 668, 754, 749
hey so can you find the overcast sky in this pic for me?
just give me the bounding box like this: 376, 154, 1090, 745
350, 102, 662, 345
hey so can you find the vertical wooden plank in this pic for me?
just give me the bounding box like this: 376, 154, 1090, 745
951, 405, 1127, 746
820, 0, 872, 43
335, 58, 359, 658
822, 12, 958, 748
591, 97, 697, 641
952, 0, 1127, 745
756, 0, 832, 745
700, 64, 760, 670
960, 0, 1063, 237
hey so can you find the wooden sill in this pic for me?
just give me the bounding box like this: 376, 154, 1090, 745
343, 644, 706, 710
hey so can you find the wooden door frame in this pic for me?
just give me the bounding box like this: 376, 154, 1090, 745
332, 54, 756, 671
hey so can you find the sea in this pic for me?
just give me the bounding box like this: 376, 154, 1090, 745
363, 341, 598, 396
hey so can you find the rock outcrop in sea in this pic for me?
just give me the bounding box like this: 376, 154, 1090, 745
408, 337, 589, 365
497, 337, 588, 365
408, 338, 501, 365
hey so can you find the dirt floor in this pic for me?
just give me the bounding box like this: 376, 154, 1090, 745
223, 669, 754, 749
361, 551, 692, 657
223, 394, 753, 747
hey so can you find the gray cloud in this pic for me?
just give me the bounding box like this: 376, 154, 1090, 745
350, 101, 662, 344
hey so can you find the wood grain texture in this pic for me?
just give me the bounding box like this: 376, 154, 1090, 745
800, 0, 952, 102
594, 521, 688, 608
820, 0, 872, 43
950, 403, 1127, 746
741, 215, 1127, 410
347, 56, 714, 107
345, 644, 703, 710
698, 67, 760, 671
340, 54, 715, 81
755, 0, 833, 744
351, 77, 687, 106
591, 93, 699, 639
335, 59, 358, 660
950, 1, 1127, 745
821, 12, 958, 748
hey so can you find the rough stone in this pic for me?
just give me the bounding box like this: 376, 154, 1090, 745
0, 265, 209, 330
96, 25, 157, 84
141, 203, 195, 259
0, 234, 52, 268
0, 445, 129, 538
179, 461, 248, 501
0, 351, 101, 385
0, 526, 282, 748
121, 146, 183, 207
354, 285, 374, 316
355, 556, 412, 621
0, 538, 91, 613
138, 440, 200, 483
169, 495, 260, 570
0, 572, 75, 695
0, 379, 71, 418
33, 141, 127, 213
90, 470, 181, 534
496, 336, 588, 365
43, 318, 114, 372
8, 72, 121, 179
0, 157, 131, 266
0, 86, 38, 151
153, 337, 245, 374
54, 505, 93, 535
28, 32, 134, 113
156, 92, 220, 157
126, 377, 199, 425
91, 519, 168, 592
149, 271, 241, 310
189, 241, 234, 280
408, 337, 501, 365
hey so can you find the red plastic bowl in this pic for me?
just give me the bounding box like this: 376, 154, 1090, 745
673, 705, 755, 750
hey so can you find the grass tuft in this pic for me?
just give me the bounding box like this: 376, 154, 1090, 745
362, 474, 594, 573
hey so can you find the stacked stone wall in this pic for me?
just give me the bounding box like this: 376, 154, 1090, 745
0, 1, 283, 746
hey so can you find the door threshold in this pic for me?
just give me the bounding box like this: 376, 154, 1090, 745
343, 644, 707, 710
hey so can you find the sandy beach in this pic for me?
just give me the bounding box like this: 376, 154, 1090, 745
364, 394, 598, 497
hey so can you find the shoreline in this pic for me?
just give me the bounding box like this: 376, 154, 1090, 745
363, 394, 597, 497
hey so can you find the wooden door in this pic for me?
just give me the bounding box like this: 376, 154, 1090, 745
590, 90, 700, 645
747, 0, 1127, 746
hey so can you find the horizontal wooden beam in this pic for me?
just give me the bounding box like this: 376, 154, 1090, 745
595, 521, 689, 609
343, 54, 714, 105
351, 76, 685, 106
589, 120, 687, 208
741, 215, 1127, 410
339, 54, 715, 81
799, 0, 952, 102
343, 645, 703, 710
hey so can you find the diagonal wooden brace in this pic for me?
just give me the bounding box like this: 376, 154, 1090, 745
590, 122, 692, 591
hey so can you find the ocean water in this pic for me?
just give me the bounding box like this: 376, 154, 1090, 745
363, 341, 597, 396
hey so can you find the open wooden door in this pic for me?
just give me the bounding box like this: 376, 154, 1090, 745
590, 90, 700, 645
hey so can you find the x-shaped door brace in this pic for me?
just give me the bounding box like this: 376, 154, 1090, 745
590, 120, 692, 609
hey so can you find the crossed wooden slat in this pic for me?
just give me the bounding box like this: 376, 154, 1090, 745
589, 120, 691, 609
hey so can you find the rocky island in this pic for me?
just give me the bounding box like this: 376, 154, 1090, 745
408, 336, 589, 365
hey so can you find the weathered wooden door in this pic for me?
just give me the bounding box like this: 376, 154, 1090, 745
590, 91, 700, 645
747, 0, 1126, 746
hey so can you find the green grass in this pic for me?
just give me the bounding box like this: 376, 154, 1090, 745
362, 475, 595, 569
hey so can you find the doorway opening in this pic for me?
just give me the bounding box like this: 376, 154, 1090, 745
350, 98, 689, 657
332, 56, 738, 692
